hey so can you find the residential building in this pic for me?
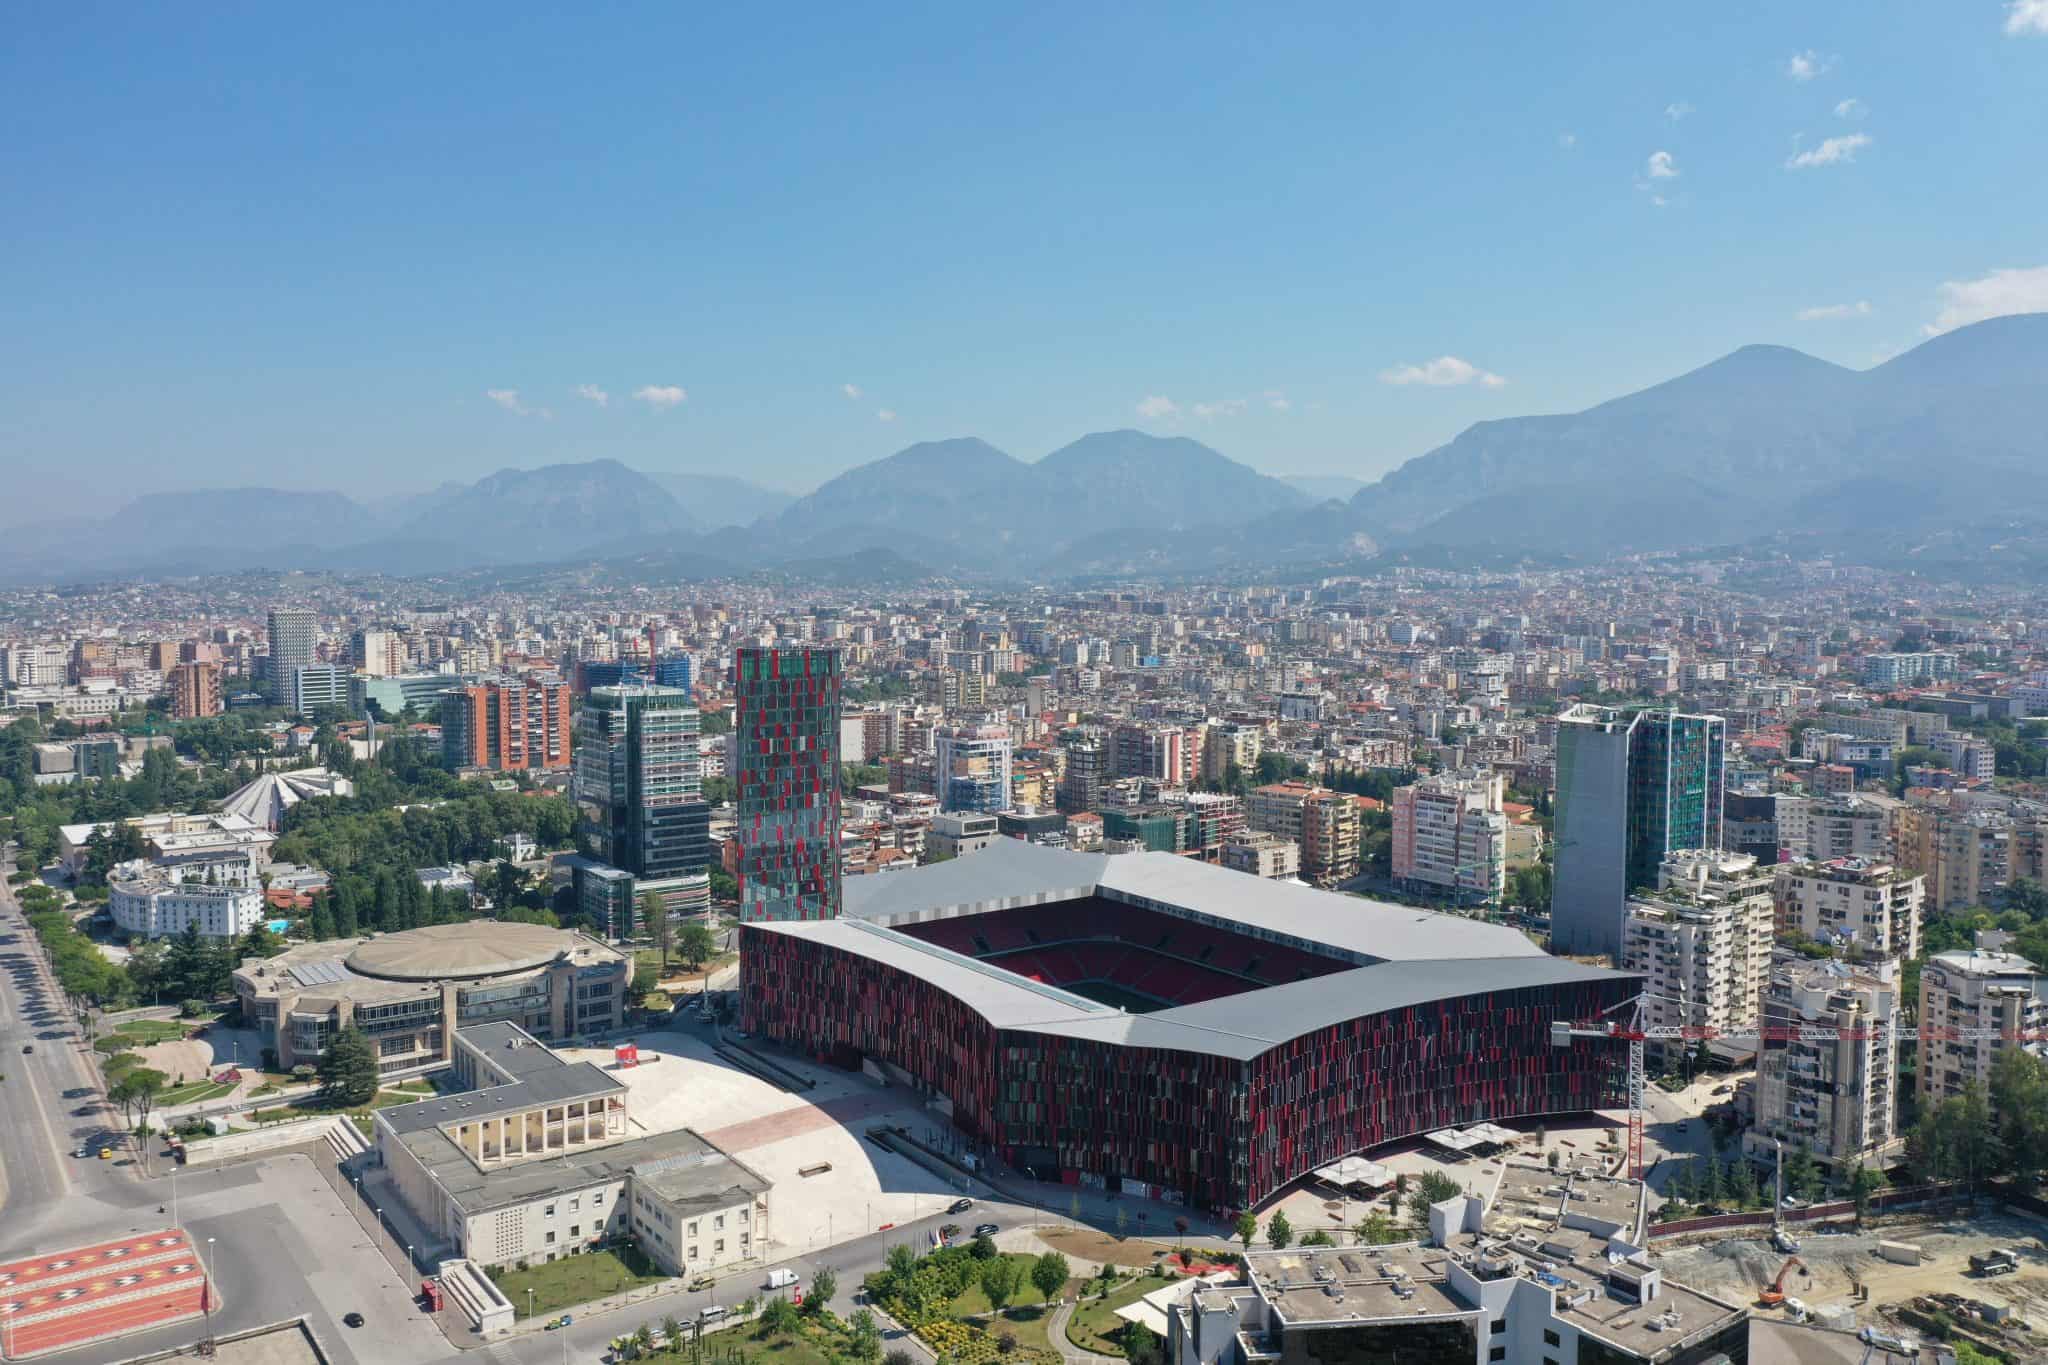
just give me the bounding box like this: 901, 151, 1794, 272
1621, 851, 1774, 1061
1247, 782, 1362, 886
1918, 949, 2048, 1116
1861, 651, 1959, 688
574, 684, 709, 922
928, 811, 998, 861
1897, 806, 2015, 913
107, 862, 267, 939
375, 1023, 770, 1275
1772, 858, 1923, 959
735, 645, 842, 923
1777, 792, 1897, 862
168, 660, 222, 719
1391, 768, 1508, 905
351, 628, 404, 677
932, 721, 1012, 813
442, 673, 574, 772
1111, 721, 1184, 783
1221, 830, 1300, 880
1551, 705, 1725, 959
1746, 955, 1904, 1174
1057, 730, 1106, 814
1201, 722, 1261, 785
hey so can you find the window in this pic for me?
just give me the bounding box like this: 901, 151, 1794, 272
570, 1225, 580, 1238
569, 1197, 581, 1212
688, 1221, 699, 1236
1543, 1331, 1560, 1347
545, 1231, 556, 1245
715, 1239, 725, 1254
714, 1215, 725, 1230
593, 1192, 605, 1207
1490, 1321, 1506, 1336
689, 1247, 699, 1260
738, 1208, 748, 1224
1489, 1350, 1506, 1363
544, 1204, 556, 1217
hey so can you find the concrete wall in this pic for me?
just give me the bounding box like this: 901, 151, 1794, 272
182, 1116, 350, 1166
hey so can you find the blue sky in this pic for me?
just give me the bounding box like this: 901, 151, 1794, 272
4, 2, 2045, 519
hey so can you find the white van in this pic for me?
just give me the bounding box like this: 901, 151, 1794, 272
765, 1268, 798, 1289
698, 1305, 729, 1324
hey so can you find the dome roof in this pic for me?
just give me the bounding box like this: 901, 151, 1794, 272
344, 921, 572, 982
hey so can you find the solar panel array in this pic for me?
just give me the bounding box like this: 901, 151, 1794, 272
288, 959, 349, 988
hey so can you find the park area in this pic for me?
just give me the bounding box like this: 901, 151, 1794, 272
491, 1245, 671, 1321
607, 1296, 884, 1365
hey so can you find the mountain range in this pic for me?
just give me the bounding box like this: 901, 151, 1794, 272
4, 312, 2044, 585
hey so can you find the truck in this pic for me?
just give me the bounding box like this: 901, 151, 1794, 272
420, 1278, 444, 1312
1970, 1248, 2020, 1277
1876, 1241, 1922, 1266
765, 1268, 798, 1290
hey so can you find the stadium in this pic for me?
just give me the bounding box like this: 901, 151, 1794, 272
740, 840, 1637, 1212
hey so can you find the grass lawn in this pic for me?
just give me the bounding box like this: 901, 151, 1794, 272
115, 1019, 190, 1043
946, 1255, 1069, 1317
980, 1303, 1059, 1355
493, 1245, 669, 1319
249, 1087, 432, 1124
1066, 1276, 1161, 1357
157, 1079, 234, 1107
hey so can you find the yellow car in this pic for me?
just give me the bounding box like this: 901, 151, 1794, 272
98, 1148, 115, 1160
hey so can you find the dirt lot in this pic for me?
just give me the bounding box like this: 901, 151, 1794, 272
1035, 1226, 1237, 1272
1656, 1204, 2048, 1326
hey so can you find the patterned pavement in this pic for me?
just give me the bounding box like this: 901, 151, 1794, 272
0, 1229, 214, 1360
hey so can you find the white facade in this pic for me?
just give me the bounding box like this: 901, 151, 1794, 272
1918, 949, 2048, 1116
1622, 852, 1775, 1056
1772, 858, 1922, 959
1390, 769, 1508, 902
107, 862, 266, 939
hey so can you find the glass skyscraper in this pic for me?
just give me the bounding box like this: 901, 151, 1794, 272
573, 684, 709, 929
735, 645, 842, 922
1550, 705, 1725, 958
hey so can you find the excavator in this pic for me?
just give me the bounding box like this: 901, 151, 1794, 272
1757, 1257, 1806, 1307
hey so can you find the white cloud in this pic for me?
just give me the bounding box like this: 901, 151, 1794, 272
1264, 389, 1291, 412
575, 384, 609, 408
1795, 300, 1874, 321
1135, 395, 1180, 419
1192, 398, 1249, 421
876, 408, 897, 422
1833, 97, 1867, 119
1785, 49, 1835, 81
841, 383, 862, 400
632, 384, 687, 409
1925, 264, 2048, 334
1557, 131, 1577, 149
1785, 133, 1871, 169
485, 388, 549, 418
1665, 101, 1695, 121
2007, 0, 2048, 35
1378, 356, 1506, 389
1646, 150, 1679, 179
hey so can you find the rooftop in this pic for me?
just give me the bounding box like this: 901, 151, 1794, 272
398, 1122, 766, 1218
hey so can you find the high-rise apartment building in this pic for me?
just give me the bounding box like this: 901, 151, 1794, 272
1057, 730, 1106, 814
266, 608, 318, 686
573, 684, 709, 923
442, 674, 574, 772
1747, 954, 1904, 1174
351, 628, 405, 677
1110, 722, 1184, 783
1772, 858, 1923, 960
1918, 948, 2048, 1118
168, 660, 223, 719
1551, 704, 1725, 958
1247, 781, 1363, 886
1776, 793, 1897, 863
1390, 768, 1509, 904
933, 721, 1012, 813
1620, 851, 1774, 1061
1896, 806, 2019, 913
735, 646, 842, 923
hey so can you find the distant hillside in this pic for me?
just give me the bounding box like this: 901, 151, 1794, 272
643, 472, 796, 529
386, 459, 695, 562
1281, 474, 1368, 502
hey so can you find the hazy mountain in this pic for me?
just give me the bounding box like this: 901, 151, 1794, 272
644, 472, 797, 529
1281, 474, 1368, 502
0, 488, 382, 581
1034, 430, 1309, 527
387, 459, 695, 561
1344, 312, 2048, 554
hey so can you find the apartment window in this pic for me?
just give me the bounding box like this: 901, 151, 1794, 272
569, 1197, 580, 1212
689, 1246, 698, 1260
688, 1221, 699, 1236
570, 1225, 581, 1238
1543, 1332, 1560, 1347
738, 1208, 749, 1224
544, 1204, 556, 1217
1489, 1320, 1506, 1335
545, 1231, 556, 1245
714, 1215, 725, 1230
715, 1239, 725, 1254
593, 1192, 605, 1207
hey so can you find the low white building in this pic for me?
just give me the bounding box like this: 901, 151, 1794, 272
107, 861, 267, 940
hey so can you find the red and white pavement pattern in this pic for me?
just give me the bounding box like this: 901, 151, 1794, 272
0, 1230, 214, 1360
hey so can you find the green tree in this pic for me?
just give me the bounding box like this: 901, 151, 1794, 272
980, 1256, 1024, 1314
316, 1026, 379, 1107
1407, 1172, 1462, 1226
125, 1067, 166, 1133
1234, 1212, 1258, 1250
1992, 1048, 2048, 1181
678, 921, 716, 970
1846, 1163, 1885, 1225
848, 1308, 882, 1365
807, 1267, 836, 1313
1030, 1251, 1070, 1305
662, 1314, 685, 1347
646, 890, 674, 967
1265, 1210, 1292, 1250
1784, 1142, 1825, 1202
1910, 1081, 2002, 1184
758, 1298, 799, 1334
1354, 1211, 1401, 1245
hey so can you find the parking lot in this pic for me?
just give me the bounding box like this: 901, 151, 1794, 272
556, 1025, 965, 1258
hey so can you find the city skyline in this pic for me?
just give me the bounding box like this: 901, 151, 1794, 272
5, 4, 2046, 519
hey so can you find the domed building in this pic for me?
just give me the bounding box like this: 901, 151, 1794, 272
235, 920, 630, 1074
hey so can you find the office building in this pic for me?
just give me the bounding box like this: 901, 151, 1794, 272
928, 811, 999, 861
266, 608, 318, 685
574, 685, 709, 922
735, 645, 842, 923
288, 663, 350, 717
1550, 705, 1725, 959
1918, 949, 2048, 1117
933, 721, 1013, 813
1746, 955, 1904, 1173
1620, 851, 1774, 1061
168, 660, 222, 719
442, 674, 574, 772
1772, 858, 1922, 959
1391, 768, 1509, 904
354, 671, 469, 719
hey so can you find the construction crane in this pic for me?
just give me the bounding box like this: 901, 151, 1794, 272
1757, 1256, 1805, 1307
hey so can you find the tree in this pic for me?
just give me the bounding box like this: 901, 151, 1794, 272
970, 1233, 997, 1260
678, 922, 716, 971
1030, 1251, 1070, 1305
1234, 1212, 1258, 1250
980, 1255, 1024, 1314
1993, 1047, 2048, 1182
1265, 1210, 1292, 1250
646, 890, 674, 967
848, 1308, 882, 1365
125, 1068, 165, 1133
1299, 1229, 1334, 1247
1407, 1171, 1463, 1227
1911, 1081, 2002, 1184
662, 1314, 685, 1346
633, 1323, 654, 1354
807, 1267, 836, 1313
758, 1298, 799, 1334
317, 1026, 379, 1107
1354, 1211, 1401, 1246
1846, 1163, 1885, 1225
1783, 1142, 1825, 1202
1172, 1215, 1190, 1251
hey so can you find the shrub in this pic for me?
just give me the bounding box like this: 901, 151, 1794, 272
179, 999, 208, 1018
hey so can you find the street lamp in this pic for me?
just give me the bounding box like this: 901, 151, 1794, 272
527, 1287, 536, 1323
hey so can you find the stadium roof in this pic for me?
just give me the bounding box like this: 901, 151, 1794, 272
760, 844, 1633, 1061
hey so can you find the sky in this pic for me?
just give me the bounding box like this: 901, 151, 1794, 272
4, 2, 2046, 521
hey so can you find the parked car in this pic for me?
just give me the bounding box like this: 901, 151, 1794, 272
974, 1222, 1000, 1238
342, 1312, 365, 1329
948, 1198, 974, 1214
